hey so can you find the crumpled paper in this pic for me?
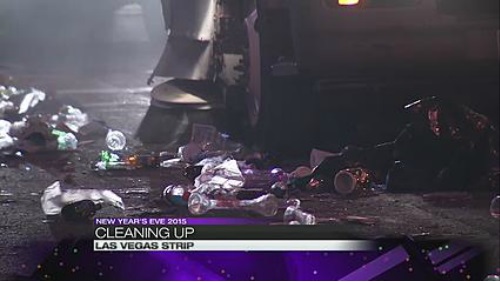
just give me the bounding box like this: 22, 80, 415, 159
0, 119, 14, 150
0, 119, 12, 134
41, 181, 125, 215
192, 159, 245, 195
196, 156, 228, 172
18, 88, 46, 115
57, 105, 90, 133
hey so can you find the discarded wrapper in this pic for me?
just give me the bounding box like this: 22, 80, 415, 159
18, 88, 46, 115
57, 105, 90, 133
284, 206, 316, 225
0, 119, 12, 135
160, 158, 185, 168
192, 159, 245, 194
52, 129, 78, 151
0, 120, 14, 150
41, 181, 125, 216
195, 155, 228, 169
0, 133, 14, 150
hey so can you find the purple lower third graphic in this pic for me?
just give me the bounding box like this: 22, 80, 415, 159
339, 245, 409, 281
427, 241, 473, 265
29, 239, 490, 280
436, 248, 480, 274
151, 251, 380, 281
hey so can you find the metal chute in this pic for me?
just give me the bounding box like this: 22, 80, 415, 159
151, 0, 217, 81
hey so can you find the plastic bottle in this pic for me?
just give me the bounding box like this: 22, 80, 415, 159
106, 130, 127, 151
188, 193, 279, 217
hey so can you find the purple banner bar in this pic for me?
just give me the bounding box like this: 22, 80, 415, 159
94, 217, 270, 225
186, 217, 271, 225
